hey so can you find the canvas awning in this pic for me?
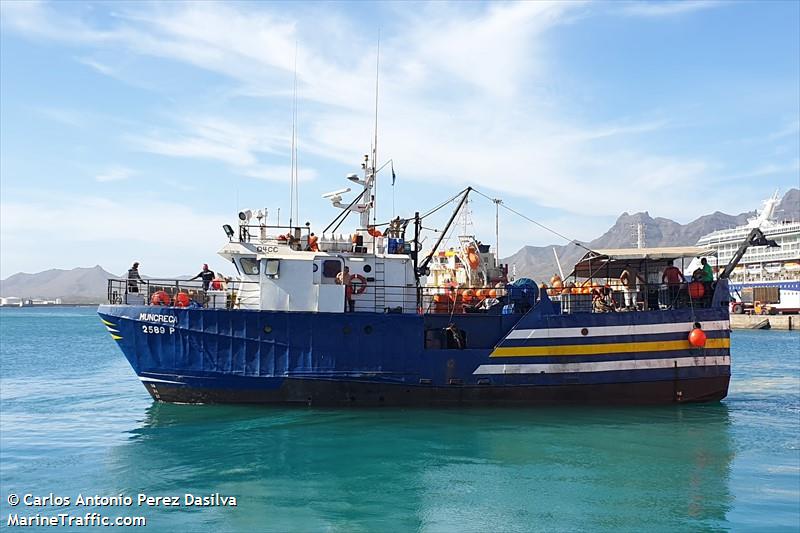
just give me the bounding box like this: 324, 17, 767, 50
569, 246, 717, 279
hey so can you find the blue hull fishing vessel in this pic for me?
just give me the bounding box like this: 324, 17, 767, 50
98, 149, 772, 406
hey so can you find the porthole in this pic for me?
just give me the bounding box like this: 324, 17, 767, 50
264, 325, 273, 334
581, 328, 589, 336
363, 264, 372, 273
364, 325, 373, 334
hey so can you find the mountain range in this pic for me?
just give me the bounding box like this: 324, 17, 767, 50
502, 188, 799, 282
2, 189, 798, 303
0, 265, 119, 304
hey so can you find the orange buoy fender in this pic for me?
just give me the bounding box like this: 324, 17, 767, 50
174, 292, 191, 307
150, 291, 170, 306
351, 274, 368, 295
688, 328, 707, 347
688, 282, 705, 299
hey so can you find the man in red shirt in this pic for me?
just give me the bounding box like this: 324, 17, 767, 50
662, 260, 687, 308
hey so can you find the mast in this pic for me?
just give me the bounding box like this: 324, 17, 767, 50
289, 43, 299, 228
371, 34, 380, 227
493, 198, 502, 265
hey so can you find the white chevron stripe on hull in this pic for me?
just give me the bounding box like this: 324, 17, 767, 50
504, 320, 730, 340
473, 356, 730, 375
139, 376, 184, 385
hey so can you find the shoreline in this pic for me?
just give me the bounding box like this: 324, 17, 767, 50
730, 314, 797, 330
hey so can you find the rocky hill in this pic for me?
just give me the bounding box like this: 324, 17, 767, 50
503, 188, 799, 282
0, 265, 118, 304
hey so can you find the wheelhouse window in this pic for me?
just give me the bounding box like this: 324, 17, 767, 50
322, 260, 341, 279
240, 257, 260, 275
264, 259, 280, 278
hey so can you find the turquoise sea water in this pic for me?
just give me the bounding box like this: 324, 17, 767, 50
0, 307, 798, 532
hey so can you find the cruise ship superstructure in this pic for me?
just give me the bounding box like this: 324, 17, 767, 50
696, 192, 800, 313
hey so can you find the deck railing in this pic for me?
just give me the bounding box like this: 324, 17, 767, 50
107, 279, 721, 314
107, 278, 259, 310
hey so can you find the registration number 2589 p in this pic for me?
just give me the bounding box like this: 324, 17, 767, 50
142, 325, 175, 335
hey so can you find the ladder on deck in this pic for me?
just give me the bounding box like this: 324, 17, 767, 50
373, 259, 386, 311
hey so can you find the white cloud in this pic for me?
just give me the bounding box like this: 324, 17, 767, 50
766, 120, 800, 141
95, 166, 135, 182
620, 1, 721, 18
128, 115, 318, 182
726, 159, 800, 181
0, 196, 230, 276
3, 1, 722, 218
76, 56, 116, 77
2, 0, 795, 269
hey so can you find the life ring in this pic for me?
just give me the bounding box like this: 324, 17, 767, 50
351, 274, 368, 295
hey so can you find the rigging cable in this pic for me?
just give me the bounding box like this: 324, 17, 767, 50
419, 188, 471, 220
470, 187, 596, 254
323, 190, 367, 235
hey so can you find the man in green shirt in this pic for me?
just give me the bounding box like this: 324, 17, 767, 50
700, 258, 714, 282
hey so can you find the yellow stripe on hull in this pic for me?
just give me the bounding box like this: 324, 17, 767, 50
490, 338, 730, 358
100, 319, 117, 327
111, 334, 123, 341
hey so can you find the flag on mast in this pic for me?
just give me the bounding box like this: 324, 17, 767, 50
391, 161, 396, 186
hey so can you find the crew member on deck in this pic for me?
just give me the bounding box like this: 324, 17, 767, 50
336, 266, 355, 312
190, 264, 216, 291
662, 260, 687, 308
210, 272, 227, 291
700, 258, 714, 282
591, 285, 616, 312
127, 262, 142, 293
445, 323, 466, 349
306, 233, 319, 252
620, 266, 647, 310
699, 257, 714, 305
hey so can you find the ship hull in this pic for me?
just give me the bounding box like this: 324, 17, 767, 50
98, 304, 731, 407
139, 374, 730, 406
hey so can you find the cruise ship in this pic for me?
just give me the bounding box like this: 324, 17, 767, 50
695, 192, 800, 313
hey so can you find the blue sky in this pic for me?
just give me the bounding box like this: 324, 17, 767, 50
1, 0, 798, 277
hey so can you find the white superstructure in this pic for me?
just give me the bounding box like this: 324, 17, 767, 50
695, 192, 800, 312
696, 192, 800, 283
217, 153, 418, 314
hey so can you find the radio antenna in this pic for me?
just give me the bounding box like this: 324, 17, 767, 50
289, 42, 299, 228
372, 32, 380, 226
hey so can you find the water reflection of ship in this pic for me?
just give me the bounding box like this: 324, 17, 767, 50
111, 403, 733, 530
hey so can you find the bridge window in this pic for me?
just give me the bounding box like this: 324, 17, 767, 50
322, 260, 341, 279
264, 259, 280, 278
240, 257, 260, 275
